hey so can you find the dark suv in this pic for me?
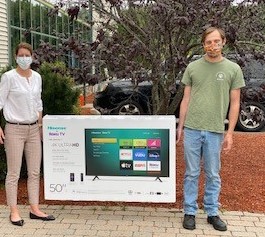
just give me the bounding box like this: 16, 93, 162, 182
237, 59, 265, 131
94, 79, 159, 115
94, 60, 265, 132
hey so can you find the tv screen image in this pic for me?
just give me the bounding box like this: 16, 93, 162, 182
85, 128, 169, 179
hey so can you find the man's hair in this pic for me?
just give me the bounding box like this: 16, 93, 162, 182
201, 27, 226, 43
15, 42, 33, 55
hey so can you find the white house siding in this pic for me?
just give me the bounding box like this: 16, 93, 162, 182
0, 0, 8, 69
92, 1, 114, 42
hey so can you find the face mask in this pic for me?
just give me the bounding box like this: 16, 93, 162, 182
16, 56, 32, 70
203, 43, 223, 58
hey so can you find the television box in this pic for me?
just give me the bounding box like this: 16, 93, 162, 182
43, 115, 176, 202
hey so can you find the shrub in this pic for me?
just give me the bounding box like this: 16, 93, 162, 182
0, 110, 6, 181
0, 67, 10, 182
0, 144, 6, 182
39, 61, 80, 116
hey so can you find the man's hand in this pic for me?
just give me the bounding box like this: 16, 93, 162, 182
0, 127, 5, 144
222, 133, 233, 153
176, 127, 183, 144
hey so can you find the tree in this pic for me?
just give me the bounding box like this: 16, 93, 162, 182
46, 0, 265, 114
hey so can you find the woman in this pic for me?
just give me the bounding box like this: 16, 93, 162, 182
0, 42, 55, 226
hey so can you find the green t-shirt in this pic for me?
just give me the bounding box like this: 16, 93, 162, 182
182, 57, 245, 133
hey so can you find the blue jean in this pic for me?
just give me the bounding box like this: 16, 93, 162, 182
183, 127, 224, 216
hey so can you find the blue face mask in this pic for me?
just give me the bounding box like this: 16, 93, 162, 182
16, 56, 32, 70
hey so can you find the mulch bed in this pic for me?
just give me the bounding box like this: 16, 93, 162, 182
0, 132, 264, 213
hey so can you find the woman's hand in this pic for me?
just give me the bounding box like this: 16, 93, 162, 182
38, 124, 43, 141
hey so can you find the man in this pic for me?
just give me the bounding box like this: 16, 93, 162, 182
176, 27, 245, 231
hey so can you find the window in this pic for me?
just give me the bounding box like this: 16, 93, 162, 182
8, 0, 92, 67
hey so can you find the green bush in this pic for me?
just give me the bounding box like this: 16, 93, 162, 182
0, 111, 6, 181
0, 144, 6, 181
40, 61, 80, 116
0, 67, 9, 182
0, 105, 6, 182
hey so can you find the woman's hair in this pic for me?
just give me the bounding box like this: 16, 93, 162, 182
201, 27, 226, 43
15, 42, 33, 55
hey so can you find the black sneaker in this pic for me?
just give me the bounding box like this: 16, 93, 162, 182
183, 214, 196, 230
207, 216, 227, 231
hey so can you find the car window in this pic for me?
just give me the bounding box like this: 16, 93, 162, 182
242, 60, 265, 85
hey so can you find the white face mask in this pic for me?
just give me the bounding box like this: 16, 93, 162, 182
16, 56, 32, 70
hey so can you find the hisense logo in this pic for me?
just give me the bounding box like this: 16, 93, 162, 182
47, 126, 66, 130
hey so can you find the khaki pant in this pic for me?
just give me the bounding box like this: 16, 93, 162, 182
4, 123, 41, 206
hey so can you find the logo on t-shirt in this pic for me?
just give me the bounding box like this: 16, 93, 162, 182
216, 72, 225, 81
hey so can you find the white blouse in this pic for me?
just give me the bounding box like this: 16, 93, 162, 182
0, 69, 43, 123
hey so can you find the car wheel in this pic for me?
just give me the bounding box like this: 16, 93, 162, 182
115, 101, 144, 115
237, 101, 265, 132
